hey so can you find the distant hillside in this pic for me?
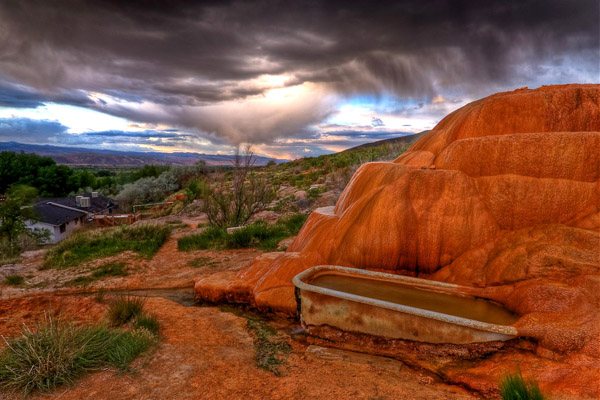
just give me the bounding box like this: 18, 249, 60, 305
340, 131, 427, 153
0, 142, 286, 166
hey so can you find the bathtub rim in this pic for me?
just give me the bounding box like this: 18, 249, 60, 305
293, 265, 518, 337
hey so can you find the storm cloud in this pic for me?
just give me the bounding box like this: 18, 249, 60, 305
0, 0, 598, 153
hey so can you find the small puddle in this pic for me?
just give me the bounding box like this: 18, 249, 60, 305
95, 287, 198, 307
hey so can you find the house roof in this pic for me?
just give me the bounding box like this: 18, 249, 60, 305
39, 192, 117, 214
32, 203, 87, 226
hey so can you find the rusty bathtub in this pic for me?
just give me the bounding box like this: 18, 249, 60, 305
292, 265, 519, 344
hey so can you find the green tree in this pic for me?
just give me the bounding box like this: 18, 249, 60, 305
0, 185, 42, 256
73, 169, 97, 190
0, 151, 79, 196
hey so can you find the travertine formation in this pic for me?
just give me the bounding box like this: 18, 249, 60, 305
196, 84, 600, 397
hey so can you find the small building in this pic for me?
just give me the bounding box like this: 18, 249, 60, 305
26, 203, 87, 243
40, 192, 118, 216
25, 192, 118, 243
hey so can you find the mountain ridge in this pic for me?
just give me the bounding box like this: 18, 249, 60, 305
0, 141, 285, 166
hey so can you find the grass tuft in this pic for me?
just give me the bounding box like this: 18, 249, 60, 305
105, 329, 155, 369
177, 227, 226, 251
0, 319, 156, 395
65, 261, 129, 287
246, 315, 291, 376
42, 225, 170, 269
277, 213, 308, 235
3, 275, 24, 286
107, 296, 145, 326
133, 314, 160, 335
187, 257, 216, 268
500, 373, 544, 400
92, 261, 128, 278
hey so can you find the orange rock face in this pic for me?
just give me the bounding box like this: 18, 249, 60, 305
196, 84, 600, 397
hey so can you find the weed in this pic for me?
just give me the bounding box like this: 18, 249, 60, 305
187, 257, 213, 268
42, 225, 170, 269
65, 262, 129, 287
217, 305, 291, 375
94, 289, 106, 303
0, 255, 19, 267
177, 227, 226, 251
133, 314, 160, 335
3, 275, 24, 286
65, 275, 95, 287
168, 223, 189, 230
92, 261, 128, 278
245, 315, 291, 376
276, 213, 307, 235
500, 373, 544, 400
0, 319, 155, 395
107, 296, 145, 326
177, 213, 307, 252
105, 329, 155, 369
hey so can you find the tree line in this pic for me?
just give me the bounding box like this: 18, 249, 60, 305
0, 151, 169, 197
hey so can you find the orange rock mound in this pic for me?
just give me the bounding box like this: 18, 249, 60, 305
196, 84, 600, 397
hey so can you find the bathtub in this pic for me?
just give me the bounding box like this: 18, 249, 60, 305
293, 265, 518, 344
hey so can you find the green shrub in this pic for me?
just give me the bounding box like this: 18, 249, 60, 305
0, 255, 20, 267
226, 222, 275, 248
500, 373, 544, 400
227, 222, 288, 251
177, 227, 226, 251
177, 214, 306, 252
107, 296, 145, 326
277, 213, 307, 235
3, 275, 24, 286
0, 319, 155, 395
43, 225, 170, 269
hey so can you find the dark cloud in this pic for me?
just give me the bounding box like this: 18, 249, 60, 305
0, 117, 200, 149
59, 129, 199, 148
0, 0, 597, 148
0, 81, 94, 109
0, 117, 68, 142
84, 130, 191, 139
0, 85, 45, 108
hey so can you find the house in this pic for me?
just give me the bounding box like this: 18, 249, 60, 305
25, 192, 118, 243
40, 192, 118, 216
26, 203, 87, 243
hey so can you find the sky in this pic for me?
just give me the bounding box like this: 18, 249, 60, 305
0, 1, 598, 160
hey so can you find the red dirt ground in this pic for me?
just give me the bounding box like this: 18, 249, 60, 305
0, 295, 477, 400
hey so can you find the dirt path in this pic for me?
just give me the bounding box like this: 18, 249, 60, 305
0, 226, 262, 298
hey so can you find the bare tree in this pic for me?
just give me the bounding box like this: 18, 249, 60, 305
202, 145, 274, 228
